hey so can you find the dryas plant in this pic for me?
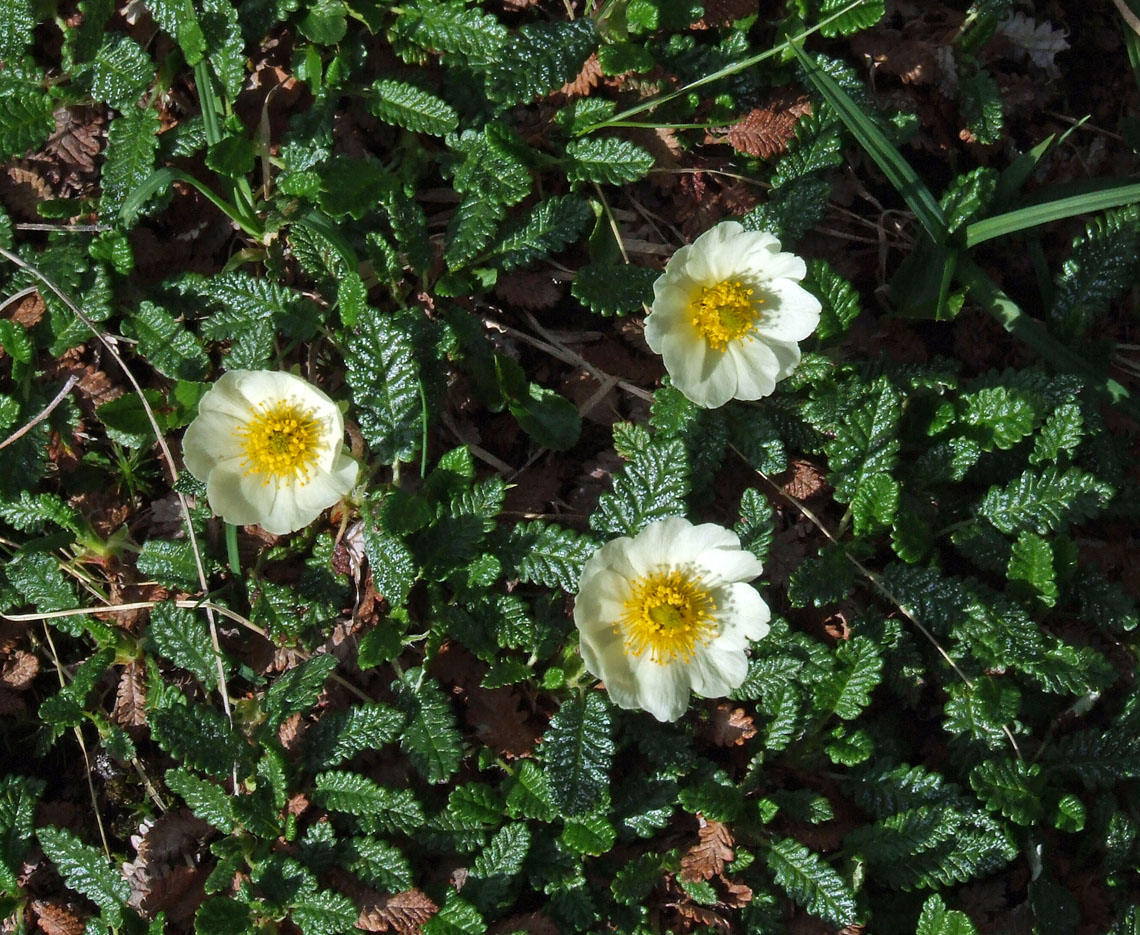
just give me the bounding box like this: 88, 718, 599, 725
0, 1, 1138, 935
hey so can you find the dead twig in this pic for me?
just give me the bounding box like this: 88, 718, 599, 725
0, 374, 80, 451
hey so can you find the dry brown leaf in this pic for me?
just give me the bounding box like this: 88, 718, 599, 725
278, 712, 307, 751
714, 93, 811, 159
8, 292, 45, 329
112, 662, 147, 730
692, 0, 758, 29
138, 864, 205, 922
465, 686, 539, 759
784, 458, 829, 500
1, 650, 39, 691
0, 161, 52, 220
136, 809, 210, 864
42, 107, 105, 188
703, 703, 757, 747
679, 818, 734, 883
357, 889, 438, 934
560, 53, 602, 98
32, 900, 86, 935
495, 271, 565, 311
495, 0, 540, 9
674, 902, 732, 932
721, 878, 753, 907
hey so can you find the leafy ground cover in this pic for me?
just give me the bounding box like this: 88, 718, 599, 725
2, 0, 1140, 933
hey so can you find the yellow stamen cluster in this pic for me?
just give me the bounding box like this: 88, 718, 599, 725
619, 569, 718, 663
690, 279, 763, 351
236, 401, 324, 487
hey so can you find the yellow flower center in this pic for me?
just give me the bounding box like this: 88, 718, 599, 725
618, 569, 718, 663
690, 279, 764, 351
236, 401, 324, 487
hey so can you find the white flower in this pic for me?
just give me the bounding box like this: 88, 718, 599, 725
574, 516, 770, 722
182, 370, 358, 535
644, 220, 822, 408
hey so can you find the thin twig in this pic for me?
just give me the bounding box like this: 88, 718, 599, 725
0, 374, 79, 451
737, 447, 1024, 760
0, 246, 234, 727
41, 625, 113, 859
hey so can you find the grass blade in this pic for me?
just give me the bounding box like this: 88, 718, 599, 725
966, 180, 1140, 247
789, 38, 947, 243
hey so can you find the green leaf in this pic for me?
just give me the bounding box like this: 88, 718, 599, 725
422, 894, 485, 935
195, 898, 250, 935
298, 0, 347, 44
805, 259, 860, 340
346, 309, 422, 465
0, 84, 56, 160
445, 194, 506, 269
264, 654, 338, 730
291, 889, 358, 935
815, 636, 881, 720
483, 194, 592, 272
561, 812, 616, 856
347, 837, 413, 892
8, 551, 92, 638
0, 1, 35, 58
507, 382, 581, 450
392, 1, 506, 63
165, 768, 236, 833
303, 703, 406, 771
850, 471, 899, 537
146, 0, 206, 64
823, 380, 901, 502
505, 761, 557, 822
817, 0, 884, 36
969, 757, 1045, 825
1051, 206, 1140, 335
147, 601, 223, 688
589, 434, 689, 537
486, 19, 597, 105
942, 679, 1020, 749
543, 691, 614, 816
0, 775, 43, 896
85, 35, 154, 108
126, 301, 208, 380
1030, 403, 1084, 465
978, 466, 1114, 535
370, 79, 458, 136
916, 894, 978, 935
958, 69, 1003, 146
313, 772, 425, 834
183, 270, 321, 343
959, 386, 1039, 451
151, 702, 248, 779
1007, 530, 1058, 607
787, 544, 853, 608
392, 668, 463, 784
445, 123, 531, 205
765, 836, 856, 926
469, 822, 531, 909
564, 137, 654, 185
571, 263, 657, 317
99, 105, 160, 224
1046, 728, 1140, 789
499, 521, 597, 593
38, 827, 130, 926
137, 539, 201, 590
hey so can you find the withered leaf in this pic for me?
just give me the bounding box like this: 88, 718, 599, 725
703, 704, 757, 747
112, 663, 147, 730
715, 93, 811, 159
357, 889, 438, 934
31, 900, 86, 935
1, 650, 39, 691
680, 818, 734, 883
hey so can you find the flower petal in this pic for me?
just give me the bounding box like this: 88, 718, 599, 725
715, 582, 772, 647
632, 658, 691, 722
698, 547, 764, 587
751, 279, 822, 343
206, 465, 276, 528
182, 412, 246, 479
725, 339, 779, 401
766, 339, 802, 382
688, 644, 748, 699
740, 245, 807, 282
